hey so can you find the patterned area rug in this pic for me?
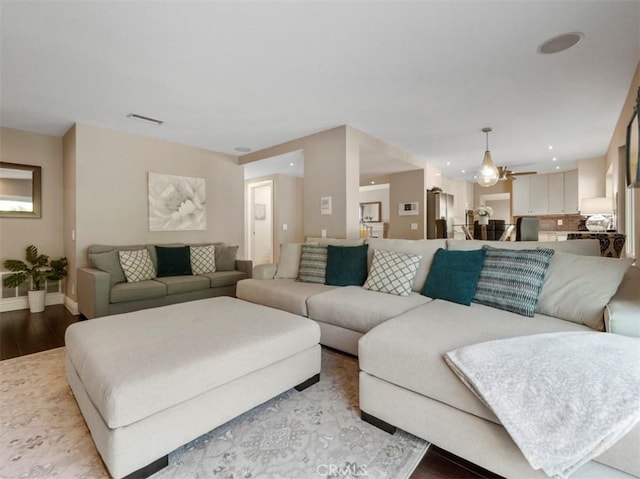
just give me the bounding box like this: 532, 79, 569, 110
0, 347, 428, 479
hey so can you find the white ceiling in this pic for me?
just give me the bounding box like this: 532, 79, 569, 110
2, 1, 639, 182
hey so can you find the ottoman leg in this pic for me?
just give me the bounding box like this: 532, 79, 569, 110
295, 373, 320, 391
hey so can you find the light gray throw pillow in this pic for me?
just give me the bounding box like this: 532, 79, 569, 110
274, 243, 303, 279
536, 252, 633, 330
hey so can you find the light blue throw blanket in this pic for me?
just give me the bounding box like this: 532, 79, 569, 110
445, 332, 640, 478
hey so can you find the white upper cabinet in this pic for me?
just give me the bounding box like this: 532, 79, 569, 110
512, 170, 578, 216
548, 173, 565, 214
563, 170, 579, 213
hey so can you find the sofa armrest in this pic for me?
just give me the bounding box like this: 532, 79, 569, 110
605, 265, 640, 338
234, 259, 253, 278
77, 267, 112, 319
252, 263, 278, 280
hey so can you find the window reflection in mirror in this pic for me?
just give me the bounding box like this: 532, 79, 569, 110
0, 162, 42, 218
360, 201, 381, 222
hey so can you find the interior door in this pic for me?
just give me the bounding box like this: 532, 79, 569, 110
250, 182, 273, 265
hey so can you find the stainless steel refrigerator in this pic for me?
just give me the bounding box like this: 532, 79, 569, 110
426, 190, 455, 239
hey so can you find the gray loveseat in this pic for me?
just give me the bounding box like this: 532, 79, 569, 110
78, 243, 252, 319
236, 237, 639, 478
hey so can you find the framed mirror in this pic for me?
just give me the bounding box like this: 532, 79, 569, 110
0, 162, 42, 218
360, 201, 381, 222
626, 87, 639, 188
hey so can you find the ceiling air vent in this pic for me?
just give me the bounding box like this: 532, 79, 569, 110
126, 113, 163, 126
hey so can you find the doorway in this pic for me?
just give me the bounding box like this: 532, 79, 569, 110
248, 180, 273, 265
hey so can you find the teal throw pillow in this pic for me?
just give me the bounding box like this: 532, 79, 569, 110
325, 244, 369, 286
422, 248, 486, 306
473, 246, 554, 317
155, 246, 193, 277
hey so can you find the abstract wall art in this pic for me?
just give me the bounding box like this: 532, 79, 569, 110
148, 172, 206, 231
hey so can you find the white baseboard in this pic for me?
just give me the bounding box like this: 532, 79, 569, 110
0, 292, 66, 313
64, 296, 79, 315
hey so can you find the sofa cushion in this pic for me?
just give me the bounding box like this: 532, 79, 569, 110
118, 249, 156, 283
423, 248, 486, 306
110, 280, 166, 303
236, 278, 336, 316
190, 245, 216, 274
214, 244, 239, 271
155, 246, 193, 277
446, 238, 600, 256
358, 300, 591, 426
364, 249, 421, 296
274, 243, 302, 279
366, 238, 447, 292
307, 286, 431, 334
474, 247, 554, 317
90, 249, 126, 286
199, 270, 249, 288
536, 253, 634, 330
298, 244, 328, 284
325, 244, 369, 286
154, 275, 210, 295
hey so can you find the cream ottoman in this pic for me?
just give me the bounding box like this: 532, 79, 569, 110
65, 297, 321, 479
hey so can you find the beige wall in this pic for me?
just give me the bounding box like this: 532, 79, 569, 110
62, 125, 77, 301
388, 169, 425, 239
578, 157, 606, 201
0, 127, 64, 264
605, 61, 640, 258
65, 123, 245, 302
241, 126, 352, 239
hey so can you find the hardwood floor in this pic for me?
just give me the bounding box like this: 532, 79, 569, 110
0, 304, 79, 360
0, 304, 495, 479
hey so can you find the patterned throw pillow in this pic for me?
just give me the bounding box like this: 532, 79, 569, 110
118, 249, 156, 283
363, 249, 422, 296
473, 246, 554, 317
298, 244, 328, 283
190, 245, 216, 274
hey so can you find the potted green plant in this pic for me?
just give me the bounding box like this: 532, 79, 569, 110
3, 245, 68, 313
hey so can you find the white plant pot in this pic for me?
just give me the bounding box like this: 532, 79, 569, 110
28, 290, 46, 313
478, 216, 489, 225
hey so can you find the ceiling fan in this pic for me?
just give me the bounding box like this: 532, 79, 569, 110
497, 166, 537, 181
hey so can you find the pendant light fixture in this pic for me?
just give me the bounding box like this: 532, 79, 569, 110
477, 127, 500, 187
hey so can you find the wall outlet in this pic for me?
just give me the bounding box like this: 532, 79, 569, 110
411, 223, 418, 230
557, 219, 563, 226
282, 224, 288, 231
321, 229, 327, 238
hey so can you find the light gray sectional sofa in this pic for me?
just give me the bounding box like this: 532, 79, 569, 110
236, 237, 640, 478
78, 243, 252, 319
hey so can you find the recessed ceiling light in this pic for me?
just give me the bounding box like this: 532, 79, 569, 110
289, 162, 295, 166
234, 146, 252, 153
370, 181, 375, 185
461, 169, 466, 173
126, 113, 163, 126
555, 166, 560, 170
552, 157, 557, 162
446, 162, 451, 166
537, 32, 584, 55
548, 146, 553, 150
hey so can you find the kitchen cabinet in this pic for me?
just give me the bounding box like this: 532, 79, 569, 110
512, 170, 578, 216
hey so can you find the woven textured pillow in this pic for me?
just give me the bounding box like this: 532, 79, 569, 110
363, 249, 422, 296
190, 245, 216, 274
118, 249, 156, 283
298, 244, 328, 283
473, 246, 554, 317
156, 246, 192, 277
